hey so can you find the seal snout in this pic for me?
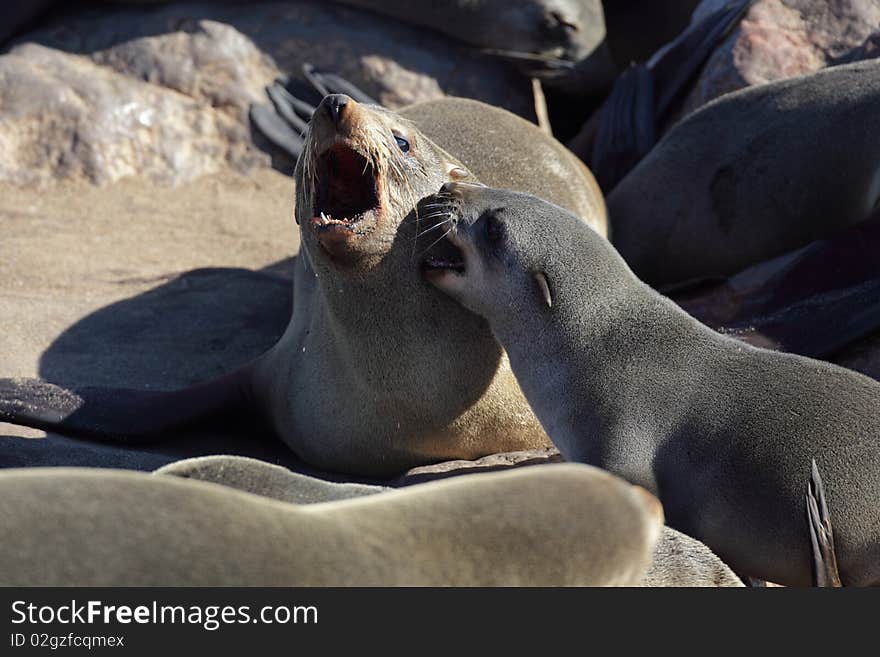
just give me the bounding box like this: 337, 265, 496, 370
419, 187, 467, 279
322, 94, 349, 127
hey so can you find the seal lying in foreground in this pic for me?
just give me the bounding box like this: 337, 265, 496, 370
0, 94, 605, 476
0, 463, 662, 586
421, 183, 880, 587
157, 455, 743, 587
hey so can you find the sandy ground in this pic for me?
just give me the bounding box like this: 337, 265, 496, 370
0, 168, 299, 439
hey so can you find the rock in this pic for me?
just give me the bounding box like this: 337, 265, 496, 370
676, 0, 880, 119
0, 41, 269, 186
0, 1, 532, 187
395, 448, 563, 485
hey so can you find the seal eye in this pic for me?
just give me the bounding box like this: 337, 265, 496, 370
484, 214, 505, 243
393, 133, 410, 153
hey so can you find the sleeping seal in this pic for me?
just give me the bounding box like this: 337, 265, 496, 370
0, 463, 662, 586
608, 59, 880, 287
422, 183, 880, 586
0, 94, 605, 476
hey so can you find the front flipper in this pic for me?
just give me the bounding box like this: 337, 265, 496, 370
0, 369, 253, 445
806, 459, 843, 587
251, 64, 379, 160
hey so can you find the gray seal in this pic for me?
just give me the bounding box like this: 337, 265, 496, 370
422, 183, 880, 586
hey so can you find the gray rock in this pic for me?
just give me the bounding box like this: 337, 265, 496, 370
395, 448, 563, 485
0, 40, 269, 186
677, 0, 880, 119
0, 1, 532, 187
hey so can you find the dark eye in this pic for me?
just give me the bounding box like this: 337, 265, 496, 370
484, 213, 504, 243
394, 134, 410, 153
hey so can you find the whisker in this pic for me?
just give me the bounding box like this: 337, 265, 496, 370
418, 225, 456, 258
415, 218, 453, 239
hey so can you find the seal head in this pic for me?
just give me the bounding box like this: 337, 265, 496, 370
420, 182, 592, 319
297, 94, 473, 271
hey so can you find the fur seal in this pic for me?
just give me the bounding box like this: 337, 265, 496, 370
422, 183, 880, 586
608, 59, 880, 287
156, 454, 743, 587
0, 463, 662, 586
0, 94, 605, 476
333, 0, 608, 83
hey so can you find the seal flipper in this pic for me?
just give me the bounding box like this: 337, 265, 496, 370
301, 64, 378, 105
807, 459, 843, 587
251, 66, 378, 160
589, 0, 753, 192
0, 369, 254, 445
590, 64, 655, 193
249, 103, 305, 160
650, 0, 754, 120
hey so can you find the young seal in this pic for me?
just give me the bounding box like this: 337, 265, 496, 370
0, 94, 606, 476
608, 59, 880, 287
0, 463, 662, 586
422, 183, 880, 586
156, 454, 743, 587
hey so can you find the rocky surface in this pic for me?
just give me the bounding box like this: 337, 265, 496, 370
677, 0, 880, 118
395, 448, 564, 486
0, 0, 532, 187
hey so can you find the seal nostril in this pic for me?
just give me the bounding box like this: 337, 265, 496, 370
324, 94, 349, 126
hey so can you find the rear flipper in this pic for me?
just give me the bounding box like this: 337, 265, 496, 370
807, 459, 843, 587
589, 64, 655, 192
251, 64, 378, 160
0, 370, 252, 445
587, 0, 753, 192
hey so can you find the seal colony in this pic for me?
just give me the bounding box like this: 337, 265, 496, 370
422, 183, 880, 586
0, 94, 606, 476
0, 463, 662, 586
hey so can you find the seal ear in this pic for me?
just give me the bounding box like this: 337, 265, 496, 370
446, 164, 471, 181
533, 271, 553, 308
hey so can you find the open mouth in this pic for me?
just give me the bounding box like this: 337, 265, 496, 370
422, 236, 466, 276
310, 144, 380, 233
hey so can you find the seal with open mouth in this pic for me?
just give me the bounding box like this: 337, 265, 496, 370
0, 94, 606, 476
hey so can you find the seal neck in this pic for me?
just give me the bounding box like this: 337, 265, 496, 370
492, 245, 714, 474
